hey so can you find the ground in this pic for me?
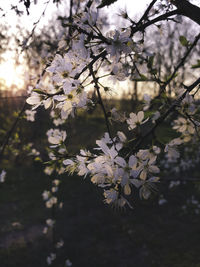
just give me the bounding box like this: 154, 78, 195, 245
0, 164, 200, 267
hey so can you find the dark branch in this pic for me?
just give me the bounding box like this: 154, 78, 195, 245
125, 77, 200, 158
131, 10, 179, 36
171, 0, 200, 25
89, 66, 114, 144
163, 33, 200, 90
137, 0, 158, 25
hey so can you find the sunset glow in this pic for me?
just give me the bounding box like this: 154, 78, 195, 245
0, 59, 24, 89
0, 0, 151, 92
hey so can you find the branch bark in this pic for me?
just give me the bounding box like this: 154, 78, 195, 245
125, 77, 200, 158
131, 10, 179, 36
137, 0, 158, 24
171, 0, 200, 25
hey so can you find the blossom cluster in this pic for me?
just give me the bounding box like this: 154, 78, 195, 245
63, 131, 160, 207
24, 7, 200, 209
1, 2, 200, 267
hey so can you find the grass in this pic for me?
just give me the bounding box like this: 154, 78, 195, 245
1, 163, 200, 267
1, 100, 200, 266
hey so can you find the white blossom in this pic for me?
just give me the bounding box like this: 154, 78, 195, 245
25, 109, 37, 121
143, 94, 151, 111
173, 117, 195, 135
46, 219, 55, 227
42, 190, 50, 201
26, 92, 42, 110
106, 29, 132, 62
47, 253, 56, 265
164, 138, 183, 161
127, 111, 148, 130
65, 259, 72, 266
0, 170, 6, 183
47, 129, 67, 146
56, 239, 64, 249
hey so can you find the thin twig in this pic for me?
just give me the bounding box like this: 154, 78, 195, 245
164, 33, 200, 89
150, 33, 200, 107
137, 0, 158, 25
0, 101, 27, 162
75, 50, 107, 80
89, 66, 114, 144
130, 10, 179, 37
21, 0, 51, 51
125, 77, 200, 158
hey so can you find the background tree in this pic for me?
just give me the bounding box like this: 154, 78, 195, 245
0, 1, 200, 266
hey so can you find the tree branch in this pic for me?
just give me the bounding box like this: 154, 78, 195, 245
137, 0, 158, 25
131, 10, 179, 36
171, 0, 200, 25
89, 66, 114, 144
125, 77, 200, 158
0, 102, 27, 163
162, 33, 200, 92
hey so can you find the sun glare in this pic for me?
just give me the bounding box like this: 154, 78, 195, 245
0, 60, 24, 90
0, 0, 153, 94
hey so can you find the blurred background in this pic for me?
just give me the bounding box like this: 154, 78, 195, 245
0, 0, 200, 266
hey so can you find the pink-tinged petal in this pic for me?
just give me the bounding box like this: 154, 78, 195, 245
63, 159, 74, 166
115, 143, 123, 151
142, 117, 149, 124
149, 165, 160, 173
130, 178, 143, 188
130, 169, 140, 178
148, 155, 157, 165
124, 184, 131, 195
140, 170, 147, 180
179, 125, 187, 132
130, 112, 137, 122
63, 82, 73, 94
105, 164, 113, 177
109, 146, 118, 159
137, 111, 144, 122
44, 98, 52, 109
62, 132, 67, 141
54, 95, 66, 101
179, 117, 186, 123
26, 94, 41, 105
117, 131, 127, 142
115, 156, 126, 167
96, 140, 109, 155
128, 155, 137, 168
48, 136, 60, 145
188, 125, 195, 134
148, 176, 160, 182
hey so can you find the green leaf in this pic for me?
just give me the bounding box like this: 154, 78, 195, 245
164, 72, 178, 82
34, 157, 42, 162
143, 111, 156, 118
97, 0, 118, 8
155, 124, 181, 145
160, 92, 167, 99
147, 55, 154, 69
191, 60, 200, 69
179, 35, 189, 47
33, 89, 46, 95
139, 74, 148, 81
150, 68, 157, 75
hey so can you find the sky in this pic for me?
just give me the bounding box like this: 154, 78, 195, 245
0, 0, 199, 91
0, 0, 151, 28
0, 0, 152, 90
